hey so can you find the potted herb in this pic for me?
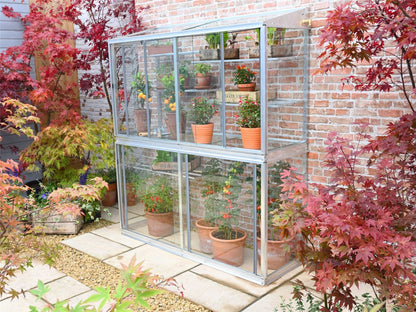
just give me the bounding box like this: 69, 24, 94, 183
269, 28, 292, 57
140, 175, 177, 237
199, 32, 228, 60
232, 65, 257, 91
194, 63, 212, 89
235, 95, 261, 149
131, 71, 152, 133
161, 73, 186, 140
224, 32, 240, 59
208, 161, 246, 266
188, 96, 219, 144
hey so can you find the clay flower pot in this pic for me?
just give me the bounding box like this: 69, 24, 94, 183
256, 235, 293, 270
195, 73, 211, 89
195, 219, 218, 254
240, 127, 261, 150
191, 123, 214, 144
237, 82, 256, 91
134, 109, 151, 133
102, 182, 117, 207
166, 112, 186, 140
145, 211, 174, 237
126, 183, 139, 206
210, 229, 247, 266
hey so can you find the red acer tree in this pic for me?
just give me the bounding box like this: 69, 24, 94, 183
275, 1, 416, 311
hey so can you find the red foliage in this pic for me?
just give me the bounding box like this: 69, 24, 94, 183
318, 0, 416, 111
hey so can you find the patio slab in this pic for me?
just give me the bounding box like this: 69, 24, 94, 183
104, 244, 199, 279
167, 270, 257, 312
42, 276, 91, 303
91, 222, 145, 248
62, 232, 131, 260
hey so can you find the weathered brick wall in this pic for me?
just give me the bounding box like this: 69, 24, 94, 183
121, 0, 411, 185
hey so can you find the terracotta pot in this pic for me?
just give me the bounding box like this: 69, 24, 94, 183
210, 229, 247, 266
145, 211, 174, 237
195, 73, 211, 89
102, 182, 117, 207
134, 109, 151, 133
195, 219, 218, 254
256, 235, 293, 270
126, 183, 139, 206
240, 127, 261, 150
166, 112, 186, 140
237, 82, 256, 91
191, 123, 214, 144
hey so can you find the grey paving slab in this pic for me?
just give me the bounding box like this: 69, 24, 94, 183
101, 206, 120, 223
191, 265, 277, 297
241, 282, 295, 312
2, 260, 65, 298
0, 292, 45, 311
42, 276, 90, 303
62, 232, 131, 260
91, 222, 145, 248
166, 270, 256, 312
104, 244, 198, 279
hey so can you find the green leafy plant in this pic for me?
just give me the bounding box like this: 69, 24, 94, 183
232, 65, 257, 85
29, 255, 182, 311
179, 60, 191, 79
235, 95, 260, 128
193, 63, 211, 76
140, 176, 177, 213
201, 159, 224, 225
268, 27, 286, 45
161, 73, 184, 112
205, 32, 229, 49
187, 96, 218, 125
131, 71, 152, 109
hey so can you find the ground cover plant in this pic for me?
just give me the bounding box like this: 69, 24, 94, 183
274, 0, 416, 311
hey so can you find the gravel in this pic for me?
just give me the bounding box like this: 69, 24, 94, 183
35, 220, 211, 312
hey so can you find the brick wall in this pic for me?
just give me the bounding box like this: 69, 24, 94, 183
111, 0, 410, 186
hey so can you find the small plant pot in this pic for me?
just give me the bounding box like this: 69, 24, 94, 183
126, 183, 139, 206
134, 109, 151, 133
191, 123, 214, 144
102, 182, 117, 207
256, 235, 293, 270
195, 73, 211, 89
195, 219, 218, 254
199, 48, 219, 60
145, 211, 174, 237
240, 127, 261, 150
166, 112, 186, 140
237, 82, 256, 92
210, 229, 247, 266
224, 48, 240, 59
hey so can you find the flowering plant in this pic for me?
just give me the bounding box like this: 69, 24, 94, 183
140, 176, 177, 213
202, 160, 244, 239
235, 96, 260, 128
161, 74, 184, 112
187, 96, 218, 124
232, 65, 257, 85
132, 72, 152, 109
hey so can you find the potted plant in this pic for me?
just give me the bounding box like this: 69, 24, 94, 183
161, 73, 186, 139
232, 65, 257, 91
200, 32, 227, 60
224, 32, 240, 59
194, 63, 212, 89
195, 159, 223, 253
253, 161, 293, 270
179, 60, 192, 89
125, 168, 145, 206
269, 28, 292, 57
91, 166, 117, 207
188, 96, 219, 144
147, 41, 173, 55
235, 95, 261, 149
152, 150, 201, 171
131, 71, 152, 133
208, 161, 246, 266
140, 175, 177, 237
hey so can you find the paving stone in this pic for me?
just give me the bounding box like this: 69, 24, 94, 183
92, 223, 145, 248
241, 282, 296, 312
104, 244, 198, 279
165, 270, 256, 312
62, 232, 131, 260
2, 260, 65, 298
191, 265, 276, 297
43, 276, 90, 303
0, 292, 45, 311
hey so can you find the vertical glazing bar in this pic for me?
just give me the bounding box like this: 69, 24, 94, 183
121, 46, 129, 136
118, 145, 128, 230
143, 41, 151, 138
173, 38, 180, 141
259, 25, 268, 279
302, 28, 310, 182
219, 32, 226, 147
108, 43, 118, 134
185, 154, 191, 252
252, 164, 258, 274
259, 25, 268, 153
